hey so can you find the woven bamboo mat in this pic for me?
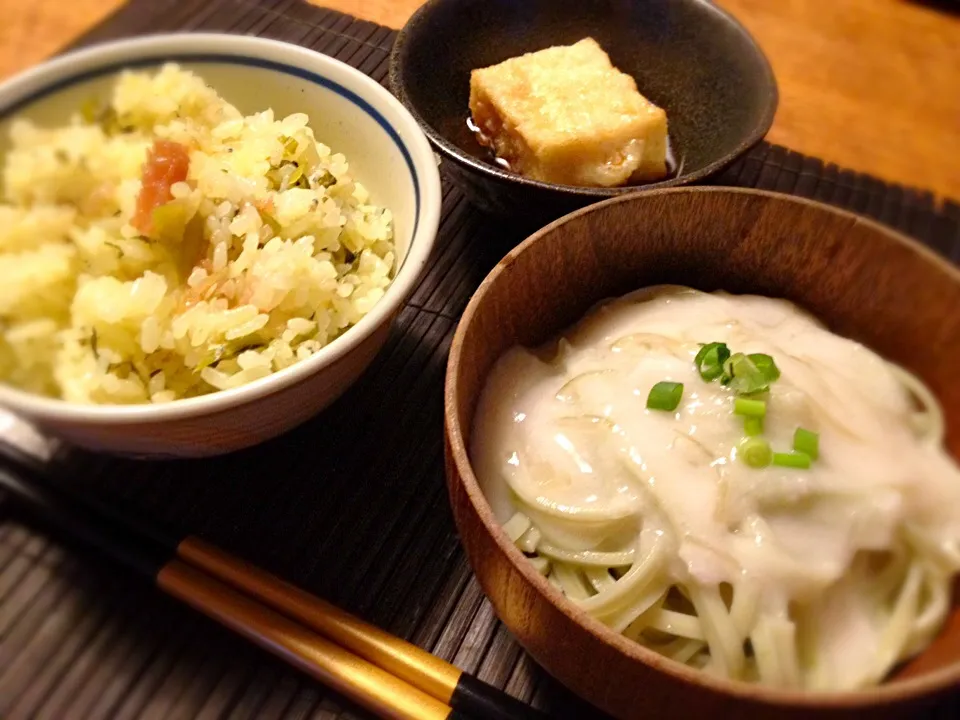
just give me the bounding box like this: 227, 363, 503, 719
0, 1, 959, 718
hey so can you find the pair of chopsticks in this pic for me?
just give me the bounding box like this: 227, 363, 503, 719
0, 463, 546, 720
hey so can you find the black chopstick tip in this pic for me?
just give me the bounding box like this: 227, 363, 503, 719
451, 672, 550, 720
0, 465, 171, 579
445, 711, 472, 720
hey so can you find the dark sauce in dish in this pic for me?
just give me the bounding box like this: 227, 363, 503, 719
461, 116, 681, 185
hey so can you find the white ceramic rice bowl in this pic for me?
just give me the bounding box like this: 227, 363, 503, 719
0, 33, 442, 458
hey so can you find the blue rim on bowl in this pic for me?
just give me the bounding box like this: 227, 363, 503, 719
0, 33, 442, 423
0, 55, 423, 239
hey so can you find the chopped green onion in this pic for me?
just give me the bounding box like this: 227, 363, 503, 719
647, 381, 684, 412
748, 353, 781, 383
739, 437, 772, 468
772, 452, 812, 469
793, 427, 819, 460
721, 355, 735, 384
734, 397, 767, 417
744, 416, 764, 436
694, 342, 730, 382
724, 353, 773, 394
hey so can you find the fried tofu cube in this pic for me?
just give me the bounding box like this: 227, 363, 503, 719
469, 38, 668, 187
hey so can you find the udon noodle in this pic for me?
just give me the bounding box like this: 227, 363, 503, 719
471, 286, 960, 690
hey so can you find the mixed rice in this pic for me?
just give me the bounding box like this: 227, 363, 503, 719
0, 63, 395, 404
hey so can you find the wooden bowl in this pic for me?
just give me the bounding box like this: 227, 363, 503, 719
390, 0, 777, 221
444, 187, 960, 719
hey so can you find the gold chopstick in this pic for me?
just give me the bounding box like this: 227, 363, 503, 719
158, 559, 454, 720
179, 537, 461, 702
0, 465, 543, 720
178, 537, 543, 720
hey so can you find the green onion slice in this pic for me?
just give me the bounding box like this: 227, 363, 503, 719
748, 353, 781, 383
720, 352, 781, 394
739, 437, 773, 468
694, 342, 730, 382
647, 381, 684, 412
772, 451, 812, 469
723, 353, 764, 394
793, 427, 820, 460
744, 416, 764, 437
734, 397, 767, 418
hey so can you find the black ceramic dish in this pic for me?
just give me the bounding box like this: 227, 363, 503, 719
390, 0, 779, 220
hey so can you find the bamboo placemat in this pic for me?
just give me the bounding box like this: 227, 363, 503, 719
1, 1, 959, 718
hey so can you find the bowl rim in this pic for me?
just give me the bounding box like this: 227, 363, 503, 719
444, 185, 960, 708
0, 32, 442, 424
389, 0, 779, 197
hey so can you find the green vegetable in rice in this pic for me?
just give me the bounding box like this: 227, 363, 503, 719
150, 201, 193, 243
0, 63, 395, 405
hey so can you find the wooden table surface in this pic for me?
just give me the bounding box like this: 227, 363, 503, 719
0, 0, 958, 199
